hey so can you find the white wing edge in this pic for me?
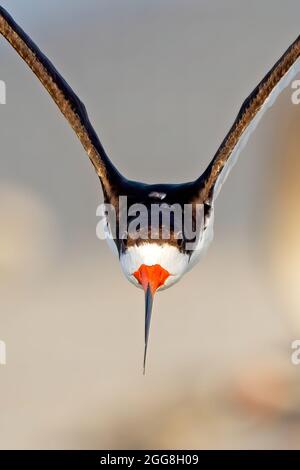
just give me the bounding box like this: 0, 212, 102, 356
213, 56, 300, 200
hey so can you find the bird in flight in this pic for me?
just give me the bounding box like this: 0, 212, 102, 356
1, 6, 299, 372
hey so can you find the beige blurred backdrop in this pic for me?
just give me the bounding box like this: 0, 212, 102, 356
1, 0, 300, 449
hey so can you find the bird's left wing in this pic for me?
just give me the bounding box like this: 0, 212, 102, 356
199, 34, 300, 202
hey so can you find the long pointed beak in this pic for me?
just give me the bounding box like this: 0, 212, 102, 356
133, 264, 170, 374
144, 284, 153, 374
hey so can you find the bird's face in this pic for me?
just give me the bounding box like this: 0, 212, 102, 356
119, 240, 190, 372
120, 241, 190, 291
103, 191, 211, 371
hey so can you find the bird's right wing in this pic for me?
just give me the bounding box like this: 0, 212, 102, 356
0, 6, 121, 198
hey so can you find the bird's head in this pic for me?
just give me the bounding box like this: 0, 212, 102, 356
103, 185, 211, 372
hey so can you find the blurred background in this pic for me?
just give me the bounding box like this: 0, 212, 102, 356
0, 0, 300, 449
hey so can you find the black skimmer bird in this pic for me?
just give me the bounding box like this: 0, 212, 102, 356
1, 6, 300, 372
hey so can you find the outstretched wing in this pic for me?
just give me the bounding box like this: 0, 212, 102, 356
199, 34, 300, 202
0, 6, 121, 198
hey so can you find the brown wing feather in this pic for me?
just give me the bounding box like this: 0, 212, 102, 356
199, 34, 300, 202
0, 6, 122, 199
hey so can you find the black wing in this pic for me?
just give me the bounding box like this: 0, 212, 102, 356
198, 34, 300, 202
